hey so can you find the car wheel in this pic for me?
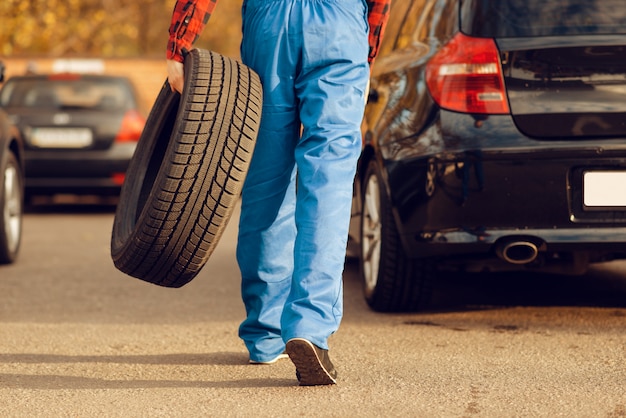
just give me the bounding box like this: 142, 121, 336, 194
0, 151, 23, 264
360, 159, 433, 312
111, 49, 261, 287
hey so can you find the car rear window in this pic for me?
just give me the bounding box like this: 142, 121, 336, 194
461, 0, 626, 37
0, 76, 132, 110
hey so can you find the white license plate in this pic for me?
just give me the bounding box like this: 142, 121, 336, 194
30, 128, 93, 148
583, 171, 626, 207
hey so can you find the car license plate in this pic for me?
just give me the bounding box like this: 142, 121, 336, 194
583, 171, 626, 207
30, 127, 93, 148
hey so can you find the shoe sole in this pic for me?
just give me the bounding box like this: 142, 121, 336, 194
286, 338, 336, 386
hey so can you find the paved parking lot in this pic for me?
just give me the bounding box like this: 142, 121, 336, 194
0, 202, 625, 417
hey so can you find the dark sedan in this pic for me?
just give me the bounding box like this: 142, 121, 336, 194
350, 0, 626, 311
0, 72, 145, 202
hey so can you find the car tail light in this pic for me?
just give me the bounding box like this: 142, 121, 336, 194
426, 32, 510, 114
115, 110, 145, 142
111, 172, 126, 185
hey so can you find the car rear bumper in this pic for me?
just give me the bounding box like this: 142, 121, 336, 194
378, 114, 626, 260
411, 226, 626, 252
23, 143, 136, 195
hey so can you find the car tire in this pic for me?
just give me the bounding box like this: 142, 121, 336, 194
110, 49, 262, 287
0, 150, 23, 264
360, 159, 433, 312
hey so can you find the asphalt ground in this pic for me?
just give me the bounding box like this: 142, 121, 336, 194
0, 200, 625, 417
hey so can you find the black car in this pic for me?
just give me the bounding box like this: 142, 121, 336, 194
0, 72, 145, 201
0, 62, 25, 264
350, 0, 626, 312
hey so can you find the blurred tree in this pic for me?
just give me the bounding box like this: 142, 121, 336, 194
0, 0, 242, 58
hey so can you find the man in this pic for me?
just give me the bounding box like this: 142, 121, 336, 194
167, 0, 390, 386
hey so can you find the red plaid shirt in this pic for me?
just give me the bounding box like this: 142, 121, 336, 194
167, 0, 391, 64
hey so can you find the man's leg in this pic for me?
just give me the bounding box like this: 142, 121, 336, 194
281, 0, 370, 384
237, 0, 300, 363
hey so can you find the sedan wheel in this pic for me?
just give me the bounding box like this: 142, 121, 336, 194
0, 152, 23, 264
359, 160, 433, 312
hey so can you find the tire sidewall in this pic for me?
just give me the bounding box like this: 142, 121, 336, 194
0, 151, 23, 264
111, 82, 179, 256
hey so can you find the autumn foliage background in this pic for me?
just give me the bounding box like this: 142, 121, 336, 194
1, 0, 244, 110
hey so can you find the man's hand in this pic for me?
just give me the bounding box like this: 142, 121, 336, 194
167, 59, 185, 93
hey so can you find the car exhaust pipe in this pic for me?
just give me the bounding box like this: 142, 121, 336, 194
495, 239, 539, 265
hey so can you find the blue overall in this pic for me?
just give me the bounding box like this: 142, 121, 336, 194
237, 0, 370, 362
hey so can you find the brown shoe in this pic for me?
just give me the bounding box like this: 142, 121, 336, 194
286, 338, 337, 386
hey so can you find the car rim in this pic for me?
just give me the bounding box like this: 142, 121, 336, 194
361, 173, 382, 293
3, 163, 21, 252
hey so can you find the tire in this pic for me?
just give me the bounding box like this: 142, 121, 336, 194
111, 49, 262, 287
0, 151, 23, 264
359, 159, 433, 312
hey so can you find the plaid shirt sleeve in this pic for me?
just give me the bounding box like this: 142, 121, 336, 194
366, 0, 391, 64
167, 0, 218, 62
